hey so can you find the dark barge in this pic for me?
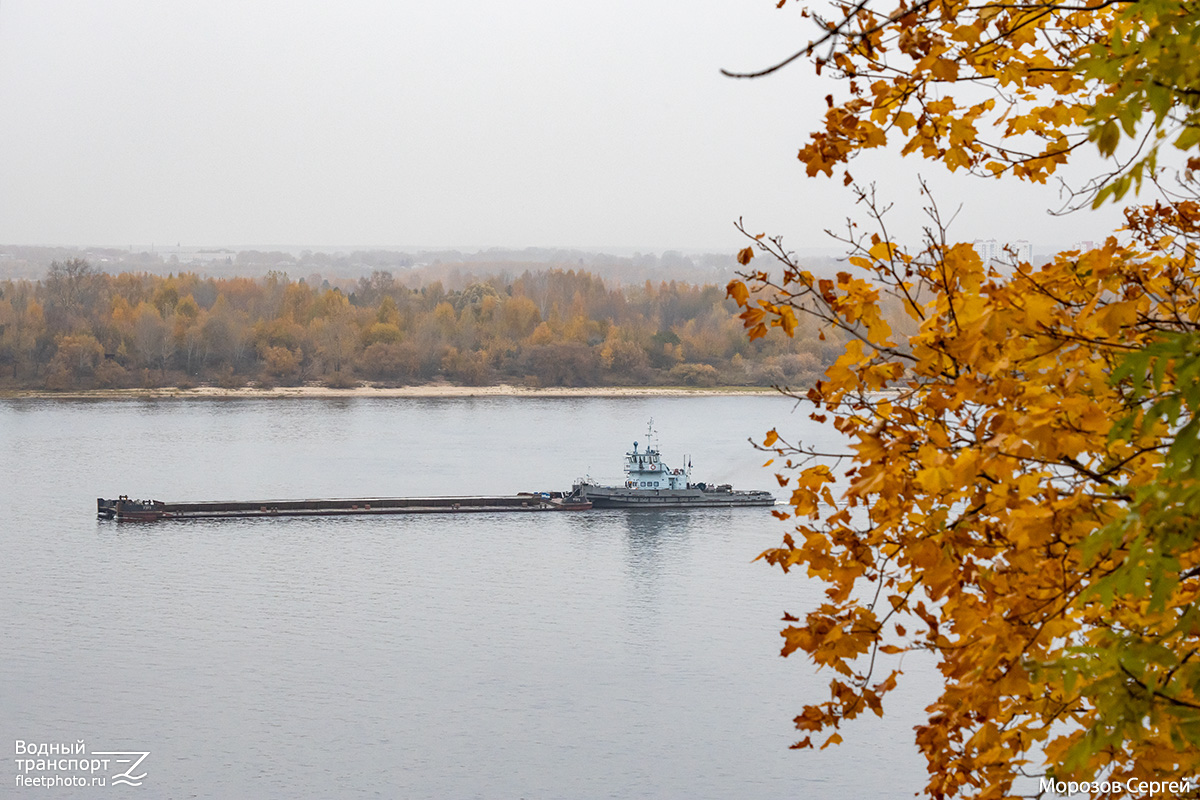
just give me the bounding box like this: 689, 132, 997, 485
98, 493, 591, 522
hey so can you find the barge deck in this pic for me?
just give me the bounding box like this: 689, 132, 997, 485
98, 493, 589, 522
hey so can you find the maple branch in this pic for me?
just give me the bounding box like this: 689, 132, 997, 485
1118, 661, 1200, 711
720, 0, 915, 80
733, 221, 920, 364
721, 0, 1135, 81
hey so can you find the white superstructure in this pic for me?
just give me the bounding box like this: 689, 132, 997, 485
624, 420, 691, 490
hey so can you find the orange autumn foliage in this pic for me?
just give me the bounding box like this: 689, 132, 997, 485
727, 1, 1200, 796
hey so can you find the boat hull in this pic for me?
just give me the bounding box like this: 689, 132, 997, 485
573, 483, 774, 509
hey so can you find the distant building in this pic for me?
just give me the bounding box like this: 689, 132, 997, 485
974, 238, 1001, 263
973, 238, 1033, 265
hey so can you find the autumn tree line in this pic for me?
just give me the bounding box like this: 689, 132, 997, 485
0, 258, 845, 390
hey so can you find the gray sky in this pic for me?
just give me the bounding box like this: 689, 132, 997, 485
0, 1, 1127, 252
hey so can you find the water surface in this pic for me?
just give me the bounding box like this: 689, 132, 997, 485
1, 396, 936, 798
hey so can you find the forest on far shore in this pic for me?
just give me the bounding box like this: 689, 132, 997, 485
0, 258, 862, 391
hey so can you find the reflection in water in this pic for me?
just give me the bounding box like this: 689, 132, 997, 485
621, 509, 692, 586
619, 510, 695, 655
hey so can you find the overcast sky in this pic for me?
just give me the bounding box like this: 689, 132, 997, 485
0, 1, 1127, 252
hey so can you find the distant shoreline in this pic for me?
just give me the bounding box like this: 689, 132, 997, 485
0, 383, 785, 401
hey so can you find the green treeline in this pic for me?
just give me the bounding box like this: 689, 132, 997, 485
0, 259, 844, 390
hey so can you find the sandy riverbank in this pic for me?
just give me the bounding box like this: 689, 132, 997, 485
0, 383, 784, 401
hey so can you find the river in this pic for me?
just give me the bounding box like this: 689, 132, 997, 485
1, 395, 937, 798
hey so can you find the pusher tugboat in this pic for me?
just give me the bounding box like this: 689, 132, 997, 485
567, 421, 775, 509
